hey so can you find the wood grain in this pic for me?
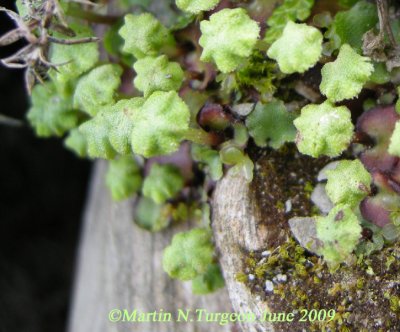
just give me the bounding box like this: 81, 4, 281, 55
68, 161, 233, 332
212, 168, 274, 332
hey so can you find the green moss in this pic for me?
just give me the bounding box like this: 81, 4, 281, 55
385, 255, 396, 269
356, 279, 364, 289
275, 201, 285, 211
304, 181, 314, 194
235, 272, 248, 283
235, 51, 278, 95
238, 237, 400, 330
389, 296, 400, 312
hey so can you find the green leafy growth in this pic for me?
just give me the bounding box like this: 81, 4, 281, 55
355, 230, 384, 257
15, 0, 29, 17
106, 98, 145, 155
119, 0, 152, 9
316, 205, 362, 267
320, 44, 373, 103
236, 156, 254, 183
117, 0, 190, 29
103, 24, 124, 56
133, 55, 184, 97
235, 52, 278, 96
65, 128, 87, 157
162, 228, 214, 280
191, 144, 223, 181
73, 64, 123, 116
294, 101, 354, 157
389, 121, 400, 157
105, 156, 142, 201
327, 1, 378, 52
16, 0, 69, 19
77, 97, 144, 159
325, 160, 372, 207
390, 18, 400, 46
338, 0, 360, 8
78, 112, 116, 159
142, 163, 184, 204
103, 20, 124, 56
369, 62, 391, 85
220, 146, 245, 165
131, 91, 190, 158
27, 82, 78, 137
219, 146, 254, 182
50, 23, 99, 83
176, 0, 219, 14
233, 122, 249, 147
134, 197, 170, 232
396, 87, 400, 114
199, 8, 260, 73
180, 90, 209, 123
119, 13, 174, 59
391, 210, 400, 226
103, 20, 136, 67
192, 263, 225, 294
246, 100, 296, 149
267, 21, 322, 74
264, 0, 314, 43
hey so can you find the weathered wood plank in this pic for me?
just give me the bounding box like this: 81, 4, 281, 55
68, 161, 233, 332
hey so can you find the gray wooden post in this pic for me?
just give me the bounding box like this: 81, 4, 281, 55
67, 161, 233, 332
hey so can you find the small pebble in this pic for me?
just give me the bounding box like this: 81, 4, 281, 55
248, 274, 255, 281
261, 250, 271, 257
257, 257, 267, 266
276, 274, 287, 283
265, 280, 274, 292
311, 183, 333, 214
285, 199, 292, 213
231, 103, 255, 117
317, 161, 340, 181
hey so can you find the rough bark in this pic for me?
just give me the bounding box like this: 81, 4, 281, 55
212, 169, 274, 332
68, 161, 233, 332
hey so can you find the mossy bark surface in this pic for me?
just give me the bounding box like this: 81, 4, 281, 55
212, 147, 400, 332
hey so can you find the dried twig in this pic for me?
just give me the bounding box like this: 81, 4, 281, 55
0, 1, 99, 93
376, 0, 397, 48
